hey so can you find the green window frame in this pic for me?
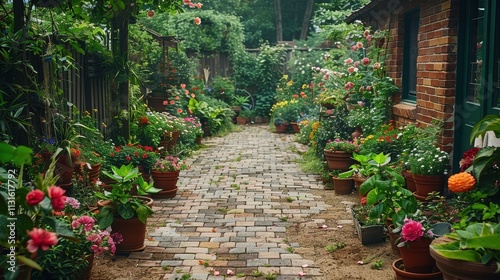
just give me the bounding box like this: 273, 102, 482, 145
402, 8, 420, 102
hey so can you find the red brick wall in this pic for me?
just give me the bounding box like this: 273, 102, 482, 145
352, 0, 459, 152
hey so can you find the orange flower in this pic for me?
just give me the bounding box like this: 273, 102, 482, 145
448, 172, 476, 193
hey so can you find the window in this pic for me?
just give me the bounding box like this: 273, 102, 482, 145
402, 9, 420, 102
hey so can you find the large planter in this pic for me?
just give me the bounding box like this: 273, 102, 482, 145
331, 176, 353, 195
323, 150, 354, 171
274, 123, 288, 133
392, 259, 443, 280
152, 171, 179, 198
429, 241, 499, 280
412, 174, 444, 198
351, 209, 385, 245
97, 196, 153, 253
399, 237, 435, 273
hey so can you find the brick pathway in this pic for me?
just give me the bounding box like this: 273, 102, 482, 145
132, 125, 328, 279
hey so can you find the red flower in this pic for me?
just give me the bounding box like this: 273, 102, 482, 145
114, 146, 121, 153
48, 186, 66, 212
26, 190, 45, 206
142, 154, 148, 159
360, 197, 367, 205
26, 228, 58, 253
126, 156, 131, 161
139, 117, 149, 124
163, 100, 168, 106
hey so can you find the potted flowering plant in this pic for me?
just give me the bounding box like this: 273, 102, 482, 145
32, 200, 123, 279
323, 138, 359, 171
151, 156, 190, 198
0, 143, 75, 279
408, 145, 450, 199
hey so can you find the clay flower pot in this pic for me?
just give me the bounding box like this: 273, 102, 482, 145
392, 258, 443, 280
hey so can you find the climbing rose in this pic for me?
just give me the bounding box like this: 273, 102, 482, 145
26, 190, 45, 206
401, 219, 424, 242
48, 186, 66, 212
26, 228, 58, 253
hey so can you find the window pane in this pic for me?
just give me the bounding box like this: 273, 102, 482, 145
467, 0, 485, 104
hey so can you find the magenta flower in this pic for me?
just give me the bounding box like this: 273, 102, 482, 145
401, 219, 424, 242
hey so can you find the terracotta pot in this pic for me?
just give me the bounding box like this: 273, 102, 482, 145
97, 196, 153, 253
412, 174, 444, 198
290, 122, 300, 133
74, 162, 101, 183
274, 123, 288, 133
351, 125, 362, 139
331, 176, 353, 195
236, 117, 248, 125
392, 258, 443, 280
323, 150, 354, 171
353, 175, 367, 199
152, 171, 179, 198
403, 170, 416, 193
78, 253, 94, 280
53, 153, 76, 186
430, 241, 499, 280
388, 224, 401, 257
399, 237, 435, 273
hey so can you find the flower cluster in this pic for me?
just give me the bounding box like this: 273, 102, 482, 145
153, 156, 190, 172
324, 138, 360, 153
407, 147, 450, 176
70, 214, 122, 257
107, 144, 159, 171
459, 147, 480, 172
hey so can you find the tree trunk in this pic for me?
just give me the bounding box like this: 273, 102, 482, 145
274, 0, 283, 42
300, 0, 314, 40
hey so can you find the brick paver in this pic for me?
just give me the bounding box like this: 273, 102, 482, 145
141, 125, 328, 279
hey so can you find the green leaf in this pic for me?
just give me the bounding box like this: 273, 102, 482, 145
17, 255, 42, 271
97, 207, 114, 229
117, 204, 135, 220
135, 205, 153, 224
461, 234, 500, 250
432, 248, 482, 262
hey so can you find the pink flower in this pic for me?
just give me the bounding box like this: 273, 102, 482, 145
180, 83, 186, 89
401, 219, 425, 242
213, 270, 220, 276
194, 17, 201, 25
351, 45, 358, 51
227, 269, 234, 275
26, 228, 58, 253
362, 57, 370, 65
65, 197, 80, 209
26, 190, 45, 206
373, 62, 381, 70
72, 215, 95, 231
356, 42, 364, 49
195, 2, 203, 9
347, 66, 356, 74
363, 30, 370, 37
365, 86, 372, 91
366, 35, 372, 41
183, 0, 191, 4
162, 100, 168, 105
344, 82, 355, 90
353, 61, 360, 67
344, 58, 353, 64
48, 185, 66, 212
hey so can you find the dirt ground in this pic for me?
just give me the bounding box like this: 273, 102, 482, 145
90, 187, 397, 280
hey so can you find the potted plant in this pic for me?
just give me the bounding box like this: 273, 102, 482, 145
151, 156, 190, 198
330, 170, 354, 195
95, 164, 159, 252
236, 109, 253, 125
32, 207, 122, 280
408, 145, 450, 200
429, 223, 500, 280
351, 203, 386, 245
323, 138, 359, 171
